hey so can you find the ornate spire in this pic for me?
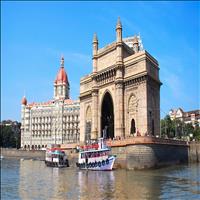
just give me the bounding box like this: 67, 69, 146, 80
92, 32, 98, 72
116, 17, 122, 43
116, 17, 122, 29
54, 57, 70, 100
60, 55, 64, 67
93, 33, 98, 43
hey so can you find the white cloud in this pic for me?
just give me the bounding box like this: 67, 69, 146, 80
45, 47, 91, 66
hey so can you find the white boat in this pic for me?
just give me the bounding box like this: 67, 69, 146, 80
76, 138, 116, 171
45, 148, 69, 168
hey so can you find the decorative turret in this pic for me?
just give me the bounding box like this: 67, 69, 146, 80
54, 56, 70, 100
116, 17, 122, 43
132, 36, 139, 53
93, 33, 98, 55
92, 33, 98, 73
116, 17, 123, 65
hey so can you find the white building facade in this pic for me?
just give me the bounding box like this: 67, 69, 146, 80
21, 57, 80, 149
169, 108, 200, 126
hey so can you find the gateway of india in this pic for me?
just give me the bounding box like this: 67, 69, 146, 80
80, 18, 161, 143
21, 18, 161, 148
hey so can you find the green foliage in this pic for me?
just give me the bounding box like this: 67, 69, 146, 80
0, 123, 21, 148
193, 123, 200, 140
161, 115, 200, 141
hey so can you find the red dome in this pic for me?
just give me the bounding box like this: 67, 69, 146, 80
55, 67, 68, 84
55, 56, 68, 84
21, 96, 27, 105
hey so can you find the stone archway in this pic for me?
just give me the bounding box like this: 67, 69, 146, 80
101, 92, 114, 139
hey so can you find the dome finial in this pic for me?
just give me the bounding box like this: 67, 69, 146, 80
93, 32, 98, 43
60, 54, 64, 67
21, 95, 27, 105
116, 16, 122, 29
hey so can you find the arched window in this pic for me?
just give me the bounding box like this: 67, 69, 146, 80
128, 94, 138, 135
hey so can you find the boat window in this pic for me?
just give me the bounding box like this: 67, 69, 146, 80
81, 153, 85, 158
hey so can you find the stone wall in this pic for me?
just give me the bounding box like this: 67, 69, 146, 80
111, 143, 188, 170
189, 142, 200, 163
2, 141, 198, 170
1, 148, 45, 160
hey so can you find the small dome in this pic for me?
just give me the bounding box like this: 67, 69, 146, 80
21, 96, 27, 105
55, 67, 68, 84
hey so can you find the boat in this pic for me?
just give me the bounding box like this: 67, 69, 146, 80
76, 138, 116, 171
45, 147, 69, 168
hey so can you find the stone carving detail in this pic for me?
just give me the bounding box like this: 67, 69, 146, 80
128, 94, 138, 135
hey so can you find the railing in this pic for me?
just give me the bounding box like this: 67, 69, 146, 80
105, 136, 188, 147
60, 136, 189, 150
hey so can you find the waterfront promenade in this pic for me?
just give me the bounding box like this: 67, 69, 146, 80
2, 137, 199, 170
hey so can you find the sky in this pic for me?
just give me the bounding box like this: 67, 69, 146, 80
1, 1, 199, 121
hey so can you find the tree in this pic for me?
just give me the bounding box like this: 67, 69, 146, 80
193, 122, 200, 141
0, 121, 21, 148
161, 115, 200, 141
161, 115, 175, 138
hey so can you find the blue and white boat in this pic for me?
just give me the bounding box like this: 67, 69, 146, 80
45, 148, 69, 168
76, 138, 116, 171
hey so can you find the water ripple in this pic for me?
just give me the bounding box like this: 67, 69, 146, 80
1, 159, 200, 200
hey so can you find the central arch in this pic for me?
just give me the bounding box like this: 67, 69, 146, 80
101, 92, 114, 139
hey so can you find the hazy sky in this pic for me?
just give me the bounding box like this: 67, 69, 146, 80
1, 1, 199, 121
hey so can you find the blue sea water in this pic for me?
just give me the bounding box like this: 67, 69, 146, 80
1, 158, 200, 200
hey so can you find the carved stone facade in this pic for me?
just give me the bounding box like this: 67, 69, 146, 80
21, 57, 80, 149
80, 18, 161, 143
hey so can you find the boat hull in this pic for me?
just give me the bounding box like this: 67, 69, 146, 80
45, 160, 69, 168
77, 156, 116, 171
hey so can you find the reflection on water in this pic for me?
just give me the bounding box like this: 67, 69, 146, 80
1, 158, 200, 200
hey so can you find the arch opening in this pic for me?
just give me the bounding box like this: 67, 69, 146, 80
101, 92, 114, 139
152, 119, 155, 136
130, 118, 136, 134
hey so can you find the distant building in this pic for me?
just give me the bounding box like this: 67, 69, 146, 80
0, 120, 20, 127
169, 108, 200, 126
21, 57, 80, 150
